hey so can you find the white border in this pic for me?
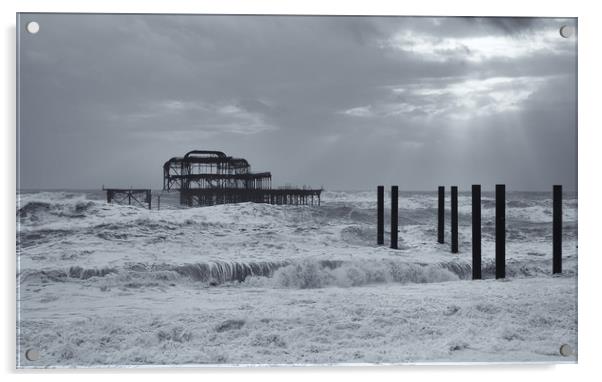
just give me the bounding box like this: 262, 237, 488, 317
3, 0, 601, 380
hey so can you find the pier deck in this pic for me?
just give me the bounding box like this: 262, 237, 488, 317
179, 188, 321, 207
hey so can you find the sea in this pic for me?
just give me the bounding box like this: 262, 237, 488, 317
16, 189, 578, 366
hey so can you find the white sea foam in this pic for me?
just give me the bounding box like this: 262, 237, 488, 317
16, 190, 578, 366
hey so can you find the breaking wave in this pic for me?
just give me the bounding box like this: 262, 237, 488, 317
244, 258, 568, 289
171, 261, 286, 283
19, 261, 288, 286
17, 196, 98, 223
263, 260, 462, 288
18, 254, 575, 291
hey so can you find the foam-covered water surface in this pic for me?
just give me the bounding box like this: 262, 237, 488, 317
16, 190, 578, 366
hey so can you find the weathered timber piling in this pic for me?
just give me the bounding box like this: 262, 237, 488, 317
377, 185, 384, 245
451, 186, 458, 254
438, 186, 445, 244
391, 185, 398, 249
472, 185, 481, 280
553, 185, 563, 274
496, 184, 506, 279
431, 183, 565, 280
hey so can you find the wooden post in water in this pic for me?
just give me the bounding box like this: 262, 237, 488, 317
157, 195, 161, 210
472, 185, 481, 280
438, 186, 445, 244
451, 186, 458, 253
496, 184, 506, 279
391, 185, 398, 249
377, 186, 384, 245
553, 185, 562, 274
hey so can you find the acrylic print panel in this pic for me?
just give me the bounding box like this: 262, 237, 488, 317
16, 13, 578, 367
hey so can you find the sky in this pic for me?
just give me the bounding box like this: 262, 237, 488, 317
18, 14, 577, 191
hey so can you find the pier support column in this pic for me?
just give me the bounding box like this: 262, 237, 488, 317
496, 184, 506, 279
553, 185, 562, 274
451, 186, 458, 254
377, 186, 384, 245
438, 186, 444, 244
472, 185, 481, 279
391, 185, 398, 249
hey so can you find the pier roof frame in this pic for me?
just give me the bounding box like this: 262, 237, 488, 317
163, 150, 272, 191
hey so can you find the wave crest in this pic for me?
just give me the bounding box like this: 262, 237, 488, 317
264, 260, 462, 289
17, 193, 100, 224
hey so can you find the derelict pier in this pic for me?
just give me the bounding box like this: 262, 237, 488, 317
163, 150, 322, 207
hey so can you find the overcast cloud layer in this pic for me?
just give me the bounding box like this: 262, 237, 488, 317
18, 14, 577, 191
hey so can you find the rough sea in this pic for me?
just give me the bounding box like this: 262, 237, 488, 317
16, 190, 578, 366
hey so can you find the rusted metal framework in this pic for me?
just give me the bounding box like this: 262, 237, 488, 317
163, 150, 321, 207
163, 150, 272, 191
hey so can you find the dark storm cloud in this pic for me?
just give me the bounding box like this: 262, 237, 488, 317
472, 17, 539, 34
17, 14, 577, 190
